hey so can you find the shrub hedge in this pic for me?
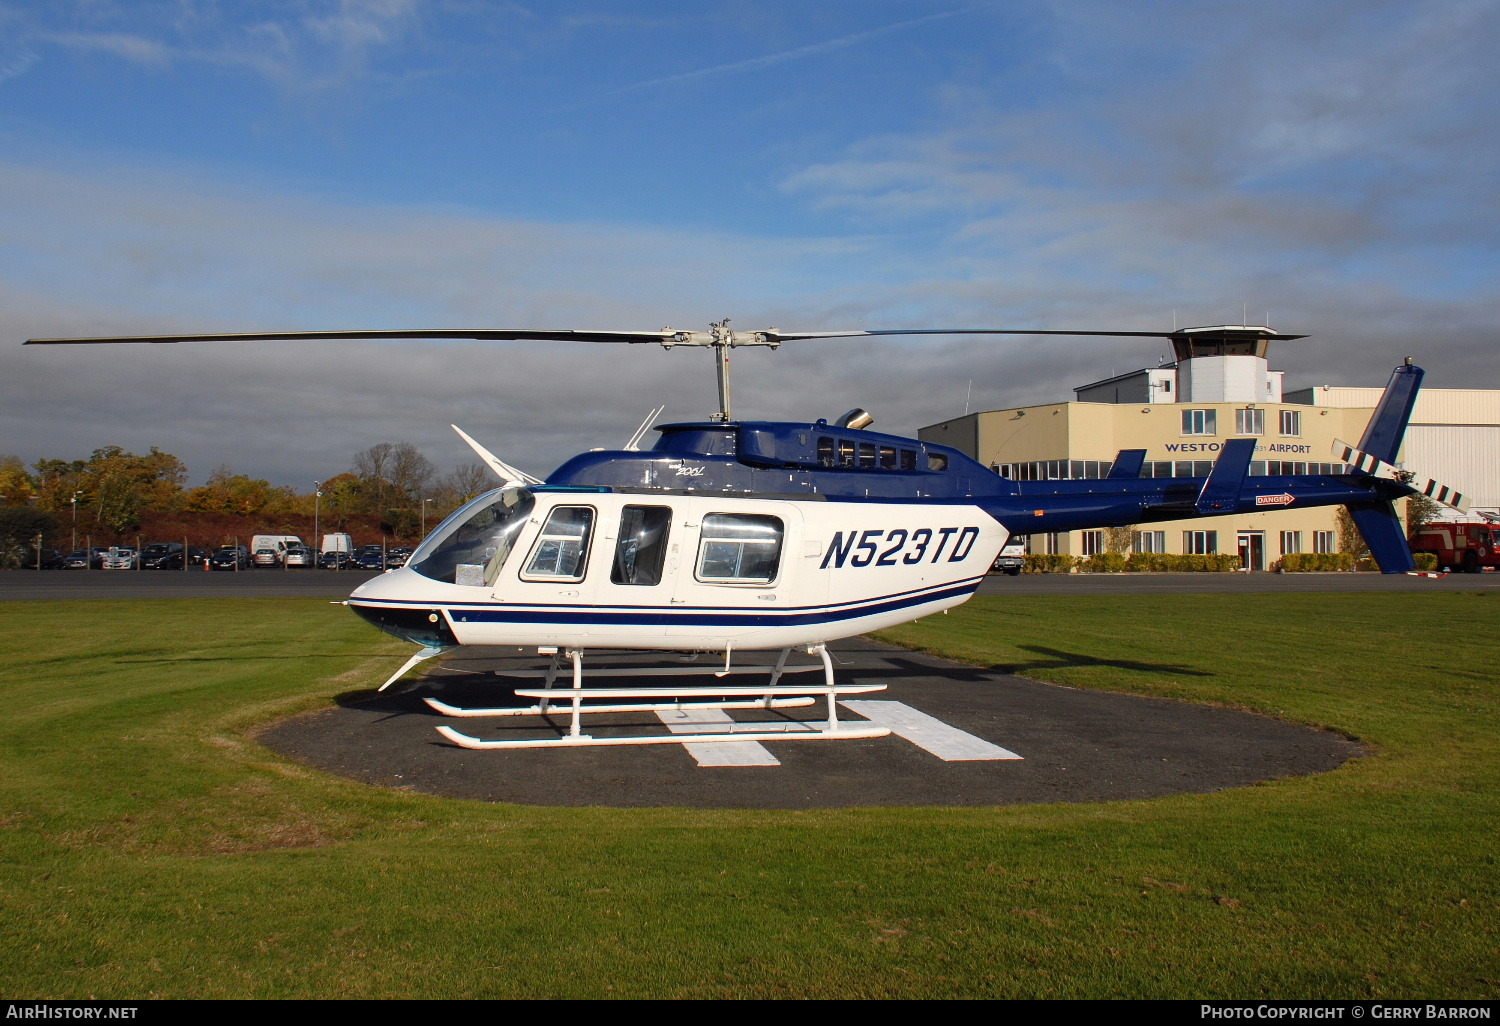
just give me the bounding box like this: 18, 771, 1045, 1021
1019, 550, 1389, 573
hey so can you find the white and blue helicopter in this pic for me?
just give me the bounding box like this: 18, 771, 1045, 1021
26, 321, 1464, 750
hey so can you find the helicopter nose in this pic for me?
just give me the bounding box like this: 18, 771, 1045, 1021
347, 600, 457, 648
346, 568, 459, 647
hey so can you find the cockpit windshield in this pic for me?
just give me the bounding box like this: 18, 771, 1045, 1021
408, 486, 536, 586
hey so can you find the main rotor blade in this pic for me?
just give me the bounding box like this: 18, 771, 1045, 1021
764, 328, 1308, 342
25, 325, 1309, 346
23, 328, 680, 346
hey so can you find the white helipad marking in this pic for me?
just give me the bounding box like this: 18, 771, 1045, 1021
654, 708, 781, 767
840, 701, 1022, 761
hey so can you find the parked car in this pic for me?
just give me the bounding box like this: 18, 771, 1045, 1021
318, 550, 356, 570
253, 547, 281, 567
282, 544, 315, 568
386, 546, 413, 568
101, 546, 138, 570
64, 548, 108, 569
355, 549, 387, 571
139, 542, 185, 569
26, 548, 65, 570
210, 547, 252, 571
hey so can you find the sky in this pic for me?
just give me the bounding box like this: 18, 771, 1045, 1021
1, 0, 1497, 486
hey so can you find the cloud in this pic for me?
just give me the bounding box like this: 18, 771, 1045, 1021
4, 0, 440, 95
0, 156, 890, 485
774, 0, 1500, 387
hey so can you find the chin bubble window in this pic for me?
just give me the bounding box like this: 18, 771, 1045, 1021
696, 513, 783, 584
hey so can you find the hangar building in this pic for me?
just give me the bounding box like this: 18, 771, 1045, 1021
919, 326, 1499, 569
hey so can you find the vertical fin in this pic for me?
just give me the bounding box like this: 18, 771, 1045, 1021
1107, 450, 1147, 479
1195, 438, 1257, 514
1349, 501, 1417, 574
1356, 364, 1423, 466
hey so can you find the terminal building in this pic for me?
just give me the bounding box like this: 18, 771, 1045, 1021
919, 326, 1500, 569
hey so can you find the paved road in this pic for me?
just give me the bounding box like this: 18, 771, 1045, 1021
0, 568, 380, 600
260, 637, 1362, 809
4, 567, 1496, 601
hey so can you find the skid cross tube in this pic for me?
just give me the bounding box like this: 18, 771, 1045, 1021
427, 644, 891, 750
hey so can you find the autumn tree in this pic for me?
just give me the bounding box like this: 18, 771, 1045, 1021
184, 465, 296, 517
0, 455, 36, 505
1335, 507, 1370, 561
1404, 493, 1442, 539
352, 441, 436, 526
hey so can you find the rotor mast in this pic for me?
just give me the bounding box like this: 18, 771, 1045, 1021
660, 318, 780, 423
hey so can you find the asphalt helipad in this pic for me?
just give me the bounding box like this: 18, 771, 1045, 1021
259, 637, 1363, 808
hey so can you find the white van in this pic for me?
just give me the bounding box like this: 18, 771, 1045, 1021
320, 533, 355, 556
249, 534, 304, 567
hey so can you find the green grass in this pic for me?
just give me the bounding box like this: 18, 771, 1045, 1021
0, 593, 1495, 999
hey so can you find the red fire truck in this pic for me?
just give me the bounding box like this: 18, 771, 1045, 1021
1410, 520, 1500, 573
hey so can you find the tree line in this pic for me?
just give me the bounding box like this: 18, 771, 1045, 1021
0, 442, 490, 561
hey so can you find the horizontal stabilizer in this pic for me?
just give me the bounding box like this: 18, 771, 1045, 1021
1195, 438, 1257, 514
1333, 439, 1469, 513
1108, 450, 1147, 479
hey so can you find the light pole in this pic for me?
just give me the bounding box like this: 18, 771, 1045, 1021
421, 498, 433, 540
71, 491, 83, 554
313, 481, 321, 566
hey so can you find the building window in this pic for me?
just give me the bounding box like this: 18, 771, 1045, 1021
1184, 530, 1218, 555
1280, 531, 1302, 556
1313, 531, 1336, 554
1132, 530, 1166, 554
1235, 408, 1265, 435
1182, 409, 1217, 435
1044, 532, 1060, 555
1081, 530, 1105, 556
1280, 410, 1301, 436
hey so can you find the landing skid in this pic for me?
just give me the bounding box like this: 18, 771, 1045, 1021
426, 644, 890, 750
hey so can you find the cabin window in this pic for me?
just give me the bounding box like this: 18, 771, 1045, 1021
838, 439, 856, 467
817, 437, 836, 466
409, 485, 536, 586
696, 513, 783, 584
522, 505, 595, 581
858, 443, 877, 468
927, 452, 948, 471
879, 446, 897, 469
611, 506, 672, 587
899, 449, 916, 470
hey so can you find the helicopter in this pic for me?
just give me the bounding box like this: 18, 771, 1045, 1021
24, 321, 1465, 751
